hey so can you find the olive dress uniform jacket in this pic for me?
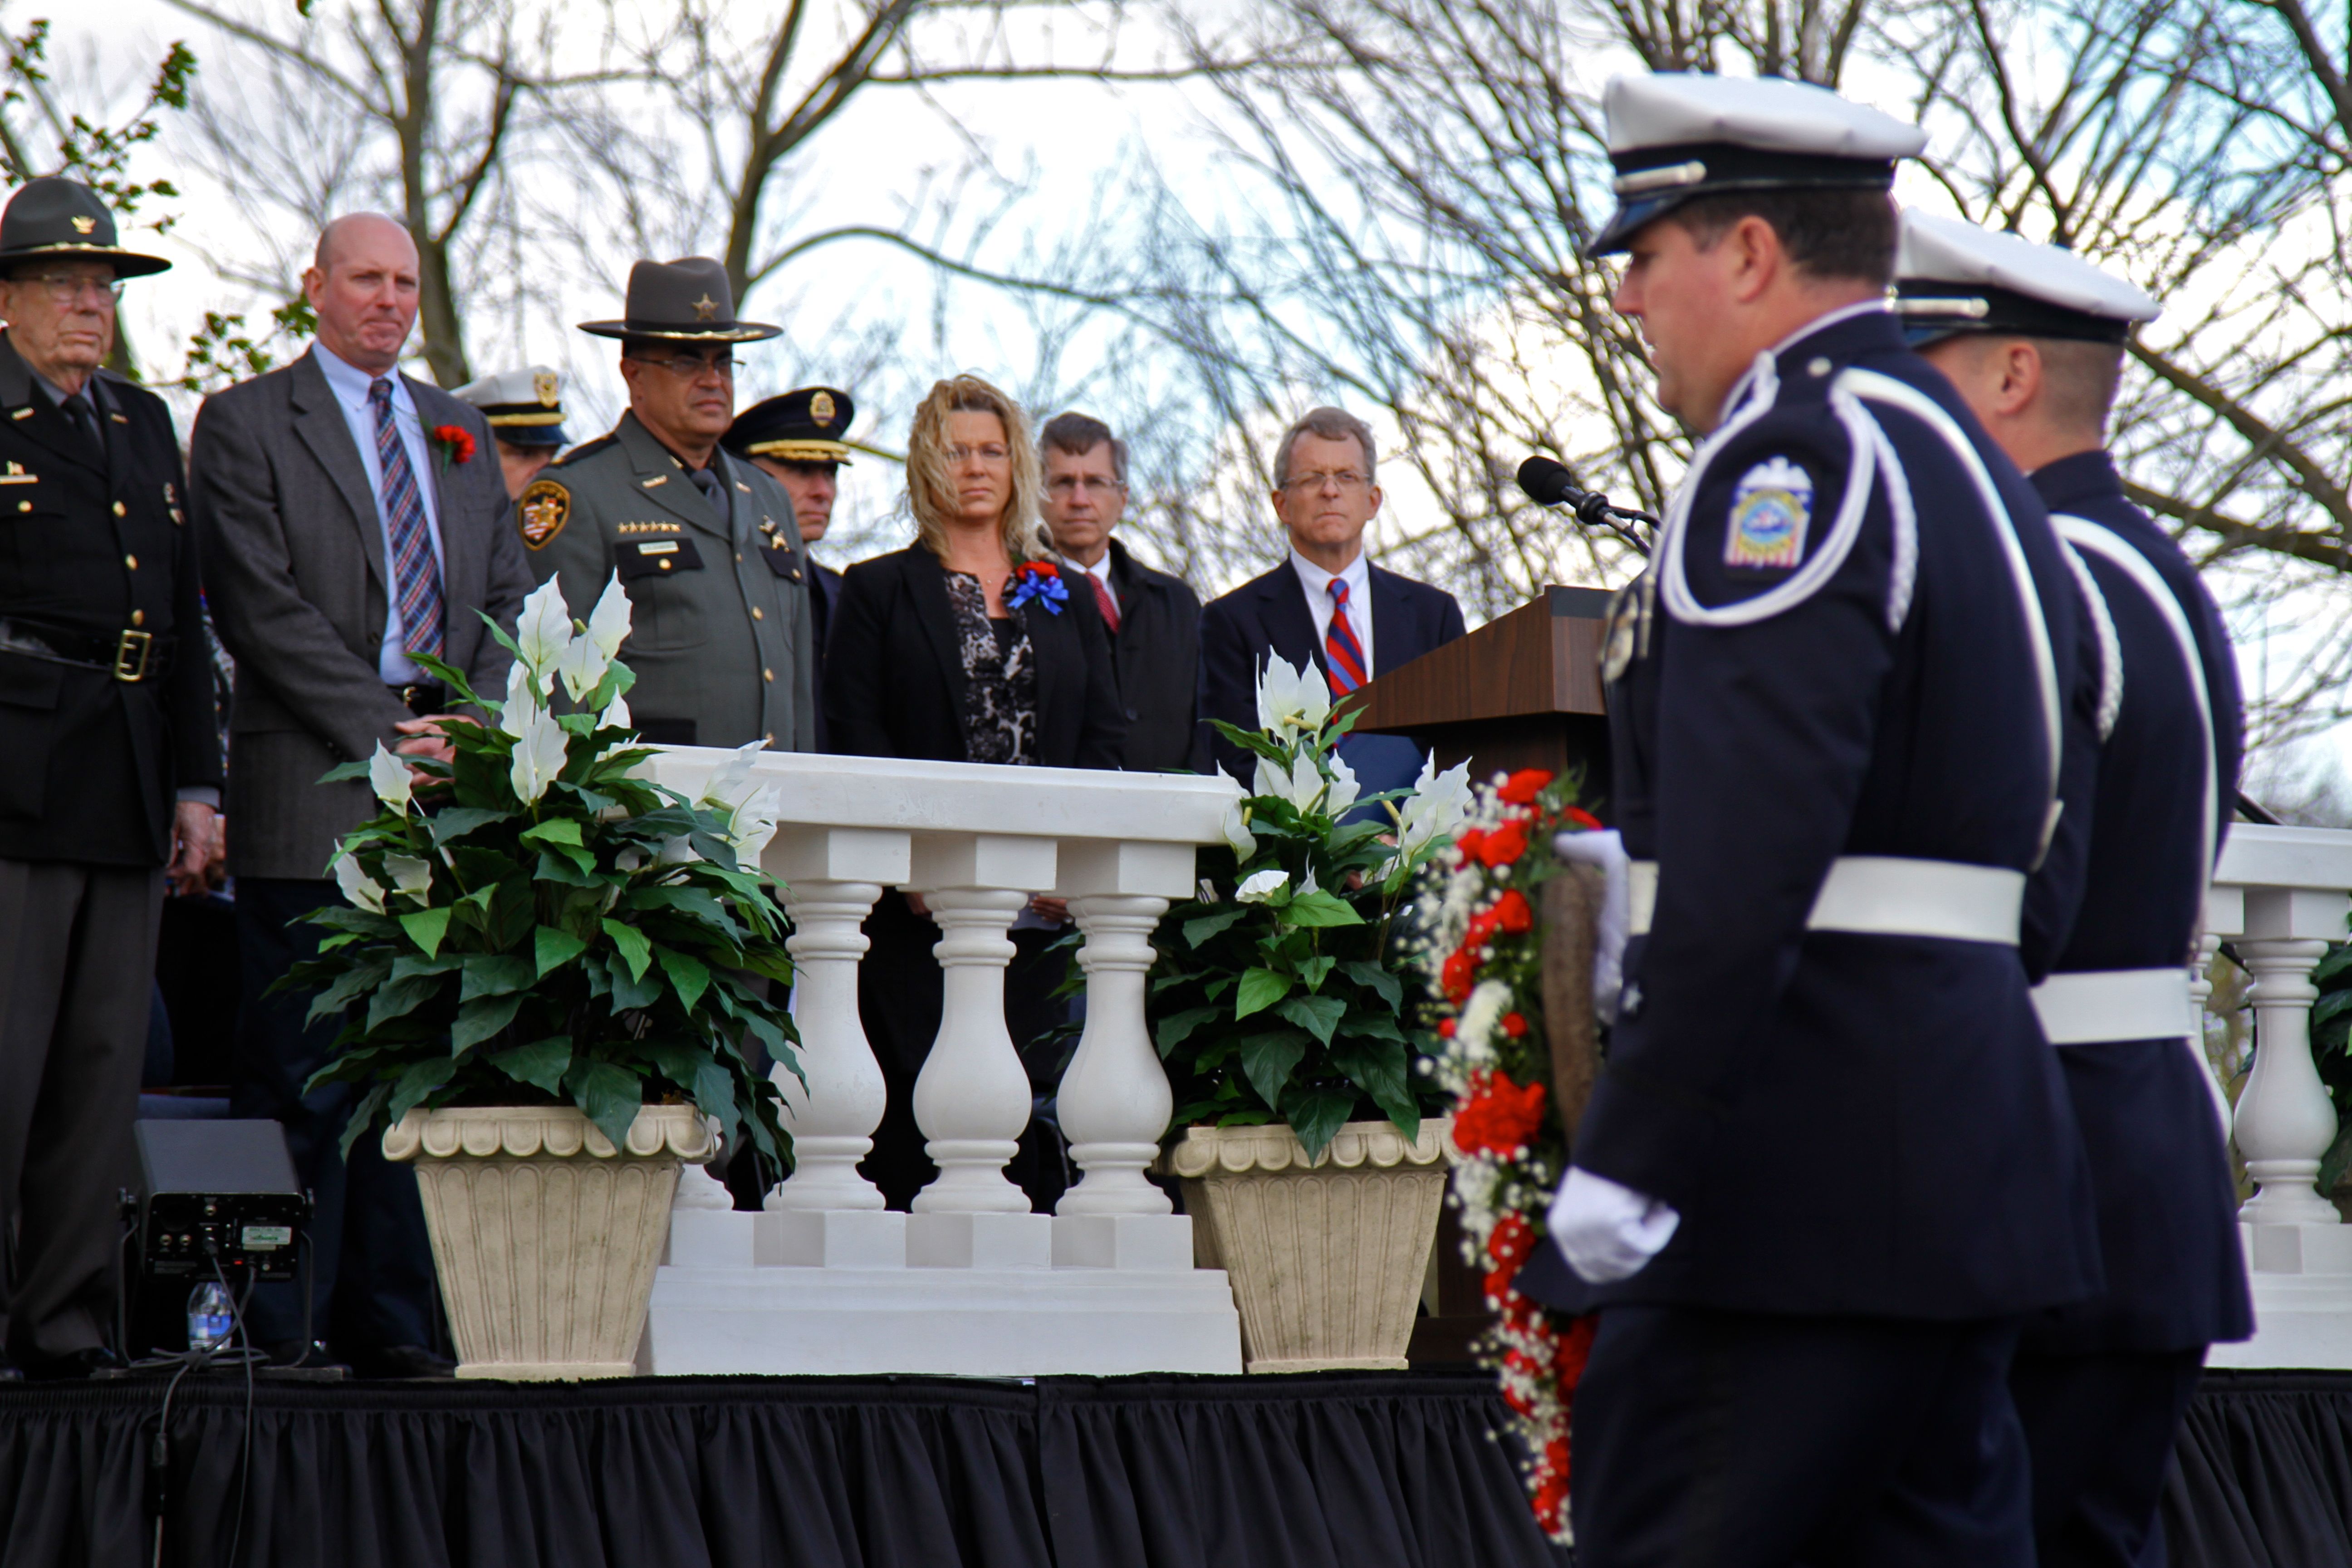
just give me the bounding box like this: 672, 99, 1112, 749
0, 334, 222, 865
190, 348, 533, 880
2024, 450, 2252, 1354
518, 412, 815, 751
824, 544, 1125, 768
1093, 538, 1200, 773
1553, 305, 2103, 1321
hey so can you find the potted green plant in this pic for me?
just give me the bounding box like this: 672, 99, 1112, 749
284, 576, 798, 1380
1153, 655, 1470, 1371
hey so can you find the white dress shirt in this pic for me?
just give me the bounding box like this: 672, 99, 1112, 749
311, 342, 445, 684
1288, 544, 1374, 677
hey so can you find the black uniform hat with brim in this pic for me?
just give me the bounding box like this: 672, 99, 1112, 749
1589, 74, 1925, 257
0, 176, 170, 278
723, 386, 857, 464
578, 256, 780, 343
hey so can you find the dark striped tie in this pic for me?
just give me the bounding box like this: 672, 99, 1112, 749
1324, 578, 1368, 695
368, 377, 444, 661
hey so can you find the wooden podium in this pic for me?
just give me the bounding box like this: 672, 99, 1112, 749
1346, 584, 1616, 1366
1346, 584, 1615, 811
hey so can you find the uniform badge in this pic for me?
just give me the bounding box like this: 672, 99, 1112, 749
1724, 457, 1813, 570
809, 390, 836, 427
517, 478, 570, 549
533, 370, 559, 407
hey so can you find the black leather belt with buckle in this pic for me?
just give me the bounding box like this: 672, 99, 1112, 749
0, 615, 172, 682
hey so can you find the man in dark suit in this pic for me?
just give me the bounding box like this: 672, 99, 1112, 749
0, 177, 221, 1380
1904, 212, 2251, 1568
191, 212, 533, 1378
724, 384, 851, 748
1038, 412, 1200, 773
1195, 406, 1465, 794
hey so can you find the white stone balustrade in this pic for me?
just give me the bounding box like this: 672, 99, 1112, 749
2205, 823, 2352, 1370
638, 749, 1243, 1377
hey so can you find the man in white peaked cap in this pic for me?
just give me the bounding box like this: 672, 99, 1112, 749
1903, 210, 2250, 1568
1510, 74, 2106, 1565
451, 364, 569, 500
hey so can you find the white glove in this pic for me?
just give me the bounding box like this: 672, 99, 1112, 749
1548, 1166, 1681, 1284
1553, 828, 1629, 1023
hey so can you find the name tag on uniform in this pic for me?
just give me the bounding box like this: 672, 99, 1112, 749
615, 536, 705, 581
1725, 457, 1813, 570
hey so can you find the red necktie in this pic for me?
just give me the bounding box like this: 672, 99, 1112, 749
1087, 569, 1120, 633
1324, 578, 1367, 695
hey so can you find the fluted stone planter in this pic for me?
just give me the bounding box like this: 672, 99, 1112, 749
384, 1103, 714, 1380
1170, 1117, 1452, 1373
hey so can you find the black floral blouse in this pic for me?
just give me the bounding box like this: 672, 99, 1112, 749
944, 570, 1038, 764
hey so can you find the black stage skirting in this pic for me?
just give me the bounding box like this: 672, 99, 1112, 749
2, 1367, 2345, 1566
0, 1371, 1566, 1567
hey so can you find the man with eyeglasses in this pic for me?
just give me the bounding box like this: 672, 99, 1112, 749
1037, 411, 1199, 772
519, 257, 815, 754
0, 176, 223, 1380
191, 211, 533, 1379
1195, 405, 1465, 794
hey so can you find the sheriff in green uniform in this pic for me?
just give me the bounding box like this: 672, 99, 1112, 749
516, 257, 814, 750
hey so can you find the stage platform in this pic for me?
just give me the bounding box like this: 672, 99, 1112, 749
0, 1367, 2342, 1565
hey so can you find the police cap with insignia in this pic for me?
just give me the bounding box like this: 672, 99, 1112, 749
723, 386, 855, 466
1895, 211, 2159, 347
452, 364, 569, 448
1591, 74, 1926, 256
578, 256, 781, 343
0, 175, 170, 278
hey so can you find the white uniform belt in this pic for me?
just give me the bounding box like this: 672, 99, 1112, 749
2031, 968, 2194, 1045
1626, 856, 2024, 945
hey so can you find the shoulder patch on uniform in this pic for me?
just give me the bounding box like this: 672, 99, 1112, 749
547, 434, 617, 470
1724, 457, 1813, 570
518, 479, 570, 550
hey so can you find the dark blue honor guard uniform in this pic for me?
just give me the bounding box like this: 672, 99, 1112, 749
1526, 76, 2105, 1568
1901, 212, 2252, 1568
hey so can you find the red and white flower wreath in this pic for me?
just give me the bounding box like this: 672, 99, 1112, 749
1417, 766, 1602, 1544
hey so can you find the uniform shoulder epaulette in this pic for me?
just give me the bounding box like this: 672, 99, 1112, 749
548, 434, 619, 470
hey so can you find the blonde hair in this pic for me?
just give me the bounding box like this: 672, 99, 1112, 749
906, 374, 1048, 562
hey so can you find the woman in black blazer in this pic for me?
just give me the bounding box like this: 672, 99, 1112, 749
823, 373, 1124, 1210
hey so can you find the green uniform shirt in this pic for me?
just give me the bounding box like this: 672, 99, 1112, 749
515, 410, 816, 750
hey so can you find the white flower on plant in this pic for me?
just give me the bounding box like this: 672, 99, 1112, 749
1220, 799, 1257, 860
332, 851, 386, 915
382, 854, 435, 900
366, 742, 412, 814
656, 834, 701, 867
1236, 868, 1289, 904
1253, 653, 1330, 735
597, 692, 632, 734
1253, 751, 1329, 814
1298, 861, 1321, 898
500, 659, 540, 739
697, 741, 780, 858
554, 633, 608, 704
514, 578, 573, 690
584, 572, 631, 658
1325, 749, 1360, 817
509, 705, 569, 804
1392, 754, 1472, 858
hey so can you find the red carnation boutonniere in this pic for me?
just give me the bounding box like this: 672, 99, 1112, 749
430, 424, 476, 471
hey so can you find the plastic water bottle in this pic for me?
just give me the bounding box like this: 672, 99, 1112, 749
187, 1281, 234, 1353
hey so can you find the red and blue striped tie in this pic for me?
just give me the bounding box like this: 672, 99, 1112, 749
1324, 578, 1368, 696
369, 377, 445, 661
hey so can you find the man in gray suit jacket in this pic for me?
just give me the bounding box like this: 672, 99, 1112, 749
191, 213, 533, 1377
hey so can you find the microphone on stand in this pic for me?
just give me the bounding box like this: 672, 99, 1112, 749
1515, 456, 1658, 555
